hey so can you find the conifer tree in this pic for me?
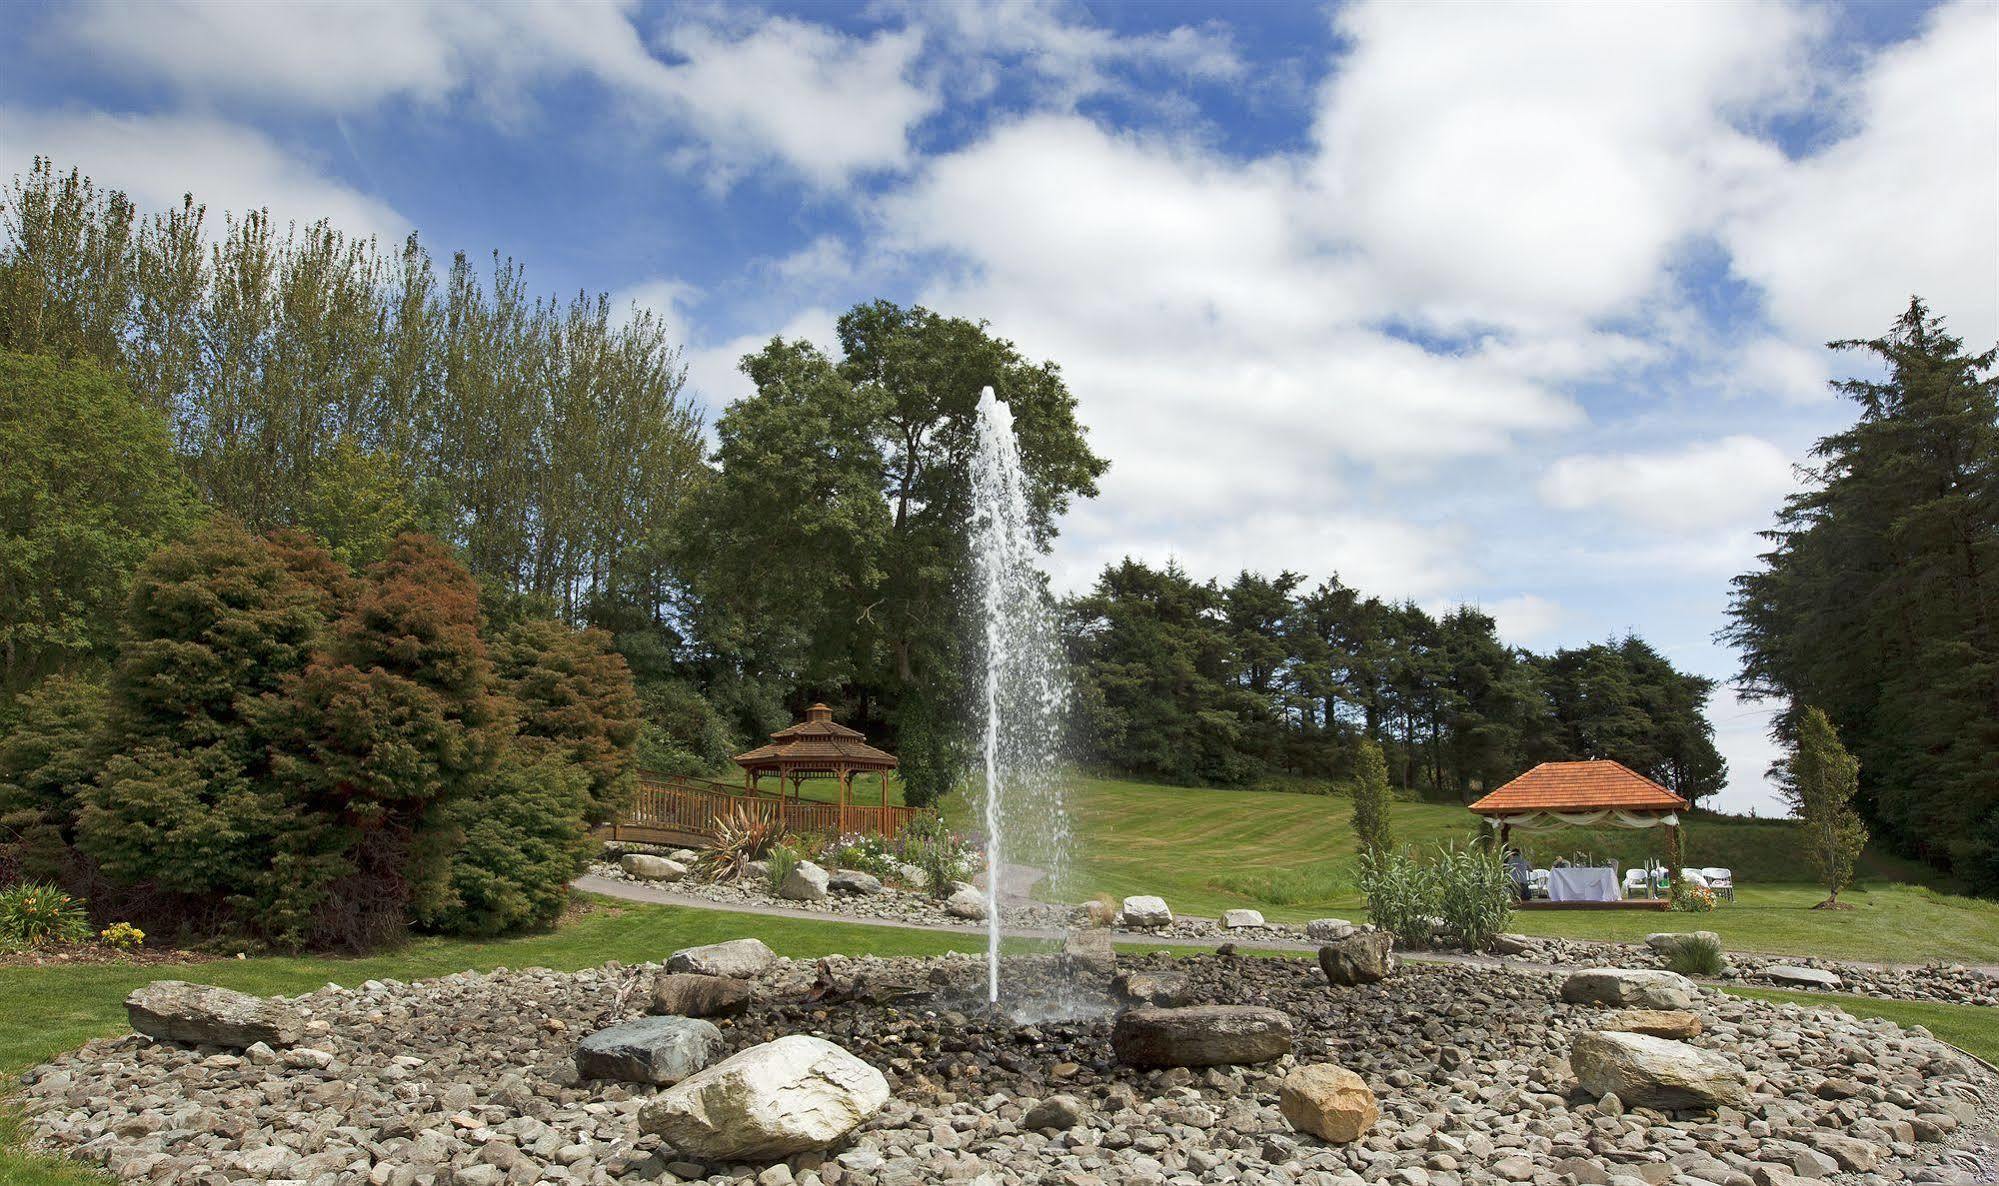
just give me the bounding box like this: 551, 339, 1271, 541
1350, 736, 1393, 855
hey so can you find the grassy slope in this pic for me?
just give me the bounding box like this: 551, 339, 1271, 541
938, 774, 1999, 965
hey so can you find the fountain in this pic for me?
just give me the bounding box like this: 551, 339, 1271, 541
967, 385, 1070, 1011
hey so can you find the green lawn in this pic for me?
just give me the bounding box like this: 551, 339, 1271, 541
937, 773, 1999, 965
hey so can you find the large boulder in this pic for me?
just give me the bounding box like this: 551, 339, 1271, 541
637, 1035, 889, 1161
1559, 968, 1698, 1010
650, 973, 752, 1018
1111, 1005, 1293, 1068
1023, 1094, 1088, 1131
1279, 1063, 1379, 1143
1598, 1009, 1703, 1040
1570, 1031, 1749, 1110
1318, 931, 1395, 985
1760, 965, 1842, 990
1062, 928, 1115, 973
126, 982, 303, 1049
945, 888, 989, 920
1305, 918, 1356, 942
779, 861, 830, 902
1221, 908, 1266, 930
828, 869, 883, 895
1119, 895, 1172, 929
575, 1016, 724, 1085
621, 853, 688, 882
667, 938, 779, 979
1111, 969, 1194, 1008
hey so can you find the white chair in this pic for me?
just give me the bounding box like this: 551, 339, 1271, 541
1622, 868, 1650, 898
1702, 867, 1734, 902
1527, 869, 1551, 899
1679, 868, 1709, 888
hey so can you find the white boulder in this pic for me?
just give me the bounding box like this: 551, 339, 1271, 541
1120, 895, 1172, 929
1221, 908, 1266, 930
778, 861, 830, 902
666, 938, 779, 979
1570, 1031, 1749, 1109
637, 1035, 890, 1161
1559, 968, 1698, 1010
620, 853, 688, 882
945, 888, 989, 920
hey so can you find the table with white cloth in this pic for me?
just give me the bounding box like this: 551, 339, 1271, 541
1546, 866, 1622, 903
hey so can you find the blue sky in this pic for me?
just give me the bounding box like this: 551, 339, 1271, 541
4, 0, 1995, 812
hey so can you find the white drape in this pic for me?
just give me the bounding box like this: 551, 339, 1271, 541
1480, 809, 1678, 832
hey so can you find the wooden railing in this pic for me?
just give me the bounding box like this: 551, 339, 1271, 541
603, 771, 929, 848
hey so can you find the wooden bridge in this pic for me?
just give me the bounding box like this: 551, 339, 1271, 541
602, 771, 931, 849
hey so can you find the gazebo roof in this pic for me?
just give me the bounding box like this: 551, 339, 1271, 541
1468, 760, 1687, 815
733, 704, 900, 773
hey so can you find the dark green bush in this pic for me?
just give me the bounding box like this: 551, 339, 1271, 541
494, 619, 639, 824
0, 673, 107, 882
424, 740, 592, 936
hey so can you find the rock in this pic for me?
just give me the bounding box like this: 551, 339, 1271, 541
637, 1035, 890, 1161
1644, 930, 1721, 955
945, 888, 989, 920
1119, 895, 1172, 928
1278, 1063, 1378, 1143
1111, 969, 1194, 1007
1111, 1005, 1294, 1068
1318, 931, 1395, 985
1221, 908, 1266, 929
575, 1015, 724, 1084
1062, 928, 1115, 972
828, 869, 883, 895
1023, 1094, 1088, 1130
670, 848, 699, 863
1760, 964, 1842, 990
621, 853, 688, 881
1598, 1009, 1703, 1040
1305, 918, 1356, 941
1559, 968, 1698, 1009
779, 860, 830, 901
667, 937, 779, 978
1570, 1031, 1749, 1109
1490, 933, 1534, 956
125, 982, 303, 1049
651, 972, 753, 1018
1807, 1134, 1880, 1172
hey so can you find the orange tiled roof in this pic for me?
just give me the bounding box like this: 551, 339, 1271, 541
1467, 760, 1687, 814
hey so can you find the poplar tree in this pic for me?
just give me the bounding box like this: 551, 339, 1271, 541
1790, 707, 1867, 909
1350, 736, 1393, 855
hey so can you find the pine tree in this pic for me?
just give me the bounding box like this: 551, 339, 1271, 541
1350, 737, 1393, 855
1791, 706, 1867, 909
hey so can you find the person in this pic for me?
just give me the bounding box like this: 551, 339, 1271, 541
1504, 847, 1532, 900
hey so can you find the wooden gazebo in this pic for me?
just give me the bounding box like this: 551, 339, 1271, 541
734, 703, 899, 813
1469, 760, 1688, 909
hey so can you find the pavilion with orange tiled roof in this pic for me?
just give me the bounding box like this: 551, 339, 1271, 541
1469, 759, 1688, 909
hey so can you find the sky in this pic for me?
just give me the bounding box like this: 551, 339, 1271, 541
3, 0, 1995, 813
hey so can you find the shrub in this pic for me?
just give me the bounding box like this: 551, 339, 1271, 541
831, 834, 901, 882
0, 881, 90, 948
423, 740, 593, 937
98, 921, 144, 951
493, 619, 640, 825
1358, 844, 1514, 952
1349, 738, 1393, 855
1671, 881, 1718, 913
699, 803, 787, 883
1663, 932, 1726, 976
766, 843, 803, 894
0, 673, 107, 882
895, 815, 973, 897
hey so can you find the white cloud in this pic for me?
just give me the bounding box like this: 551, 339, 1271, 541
1538, 435, 1798, 534
1312, 0, 1818, 331
0, 109, 408, 245
58, 0, 940, 188
1705, 685, 1788, 816
1485, 594, 1565, 648
1721, 0, 1999, 347
1734, 337, 1833, 404
908, 0, 1242, 109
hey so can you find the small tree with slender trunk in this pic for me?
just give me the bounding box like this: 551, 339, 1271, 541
1350, 736, 1393, 856
1791, 706, 1867, 910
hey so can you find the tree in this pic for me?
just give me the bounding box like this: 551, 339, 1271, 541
430, 738, 592, 936
1790, 707, 1867, 909
1350, 736, 1393, 855
1727, 299, 1997, 888
493, 618, 640, 825
0, 350, 197, 693
265, 534, 505, 949
0, 674, 107, 882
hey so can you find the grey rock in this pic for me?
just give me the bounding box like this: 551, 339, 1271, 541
779, 860, 830, 901
1319, 931, 1396, 985
945, 887, 989, 920
1111, 969, 1194, 1007
1760, 964, 1842, 990
621, 853, 688, 881
576, 1015, 724, 1084
1570, 1030, 1749, 1109
1559, 967, 1698, 1009
126, 981, 303, 1049
650, 972, 752, 1018
638, 1035, 889, 1161
666, 937, 778, 978
1221, 908, 1266, 929
1023, 1094, 1087, 1130
828, 869, 884, 895
1111, 1005, 1294, 1067
1305, 918, 1356, 941
1119, 895, 1172, 928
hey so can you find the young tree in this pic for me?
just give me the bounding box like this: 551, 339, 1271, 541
0, 673, 107, 882
492, 618, 640, 825
1790, 706, 1867, 909
1350, 736, 1393, 855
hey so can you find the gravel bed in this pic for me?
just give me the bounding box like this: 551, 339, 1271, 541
19, 951, 1999, 1186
